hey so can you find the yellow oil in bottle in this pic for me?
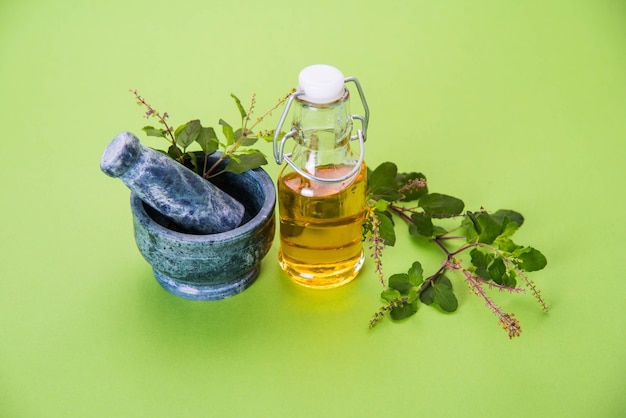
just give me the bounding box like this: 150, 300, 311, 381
277, 163, 367, 288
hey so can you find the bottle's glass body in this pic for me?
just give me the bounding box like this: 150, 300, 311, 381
277, 90, 367, 288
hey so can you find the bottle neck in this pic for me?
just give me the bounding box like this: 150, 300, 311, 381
290, 89, 356, 172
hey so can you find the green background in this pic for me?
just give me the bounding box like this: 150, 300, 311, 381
1, 0, 624, 417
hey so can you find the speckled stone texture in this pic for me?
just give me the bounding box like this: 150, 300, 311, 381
101, 132, 245, 234
130, 153, 276, 300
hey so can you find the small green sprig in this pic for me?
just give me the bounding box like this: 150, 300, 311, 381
130, 89, 293, 178
363, 162, 548, 339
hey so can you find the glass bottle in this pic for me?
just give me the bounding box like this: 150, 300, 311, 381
273, 64, 370, 288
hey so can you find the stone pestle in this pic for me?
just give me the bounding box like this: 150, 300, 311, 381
100, 132, 245, 234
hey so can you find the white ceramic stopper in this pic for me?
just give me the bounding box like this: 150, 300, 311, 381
298, 64, 345, 104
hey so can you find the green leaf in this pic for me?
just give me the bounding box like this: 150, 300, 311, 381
465, 210, 524, 244
175, 119, 202, 148
436, 274, 453, 289
432, 283, 458, 312
371, 187, 402, 201
196, 127, 219, 155
409, 212, 434, 237
376, 211, 396, 247
223, 150, 267, 174
433, 225, 448, 236
495, 236, 522, 253
470, 248, 493, 280
390, 300, 418, 320
368, 162, 397, 194
258, 130, 277, 143
419, 274, 452, 305
418, 193, 464, 217
381, 288, 401, 302
498, 221, 520, 239
219, 119, 235, 146
230, 93, 247, 120
462, 211, 480, 242
513, 247, 547, 272
388, 273, 411, 292
167, 144, 182, 160
407, 287, 418, 304
488, 257, 507, 285
187, 152, 198, 173
407, 261, 423, 286
239, 131, 259, 146
492, 209, 524, 227
503, 271, 517, 288
419, 284, 434, 305
394, 172, 428, 202
474, 212, 502, 244
142, 125, 166, 138
371, 199, 389, 212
